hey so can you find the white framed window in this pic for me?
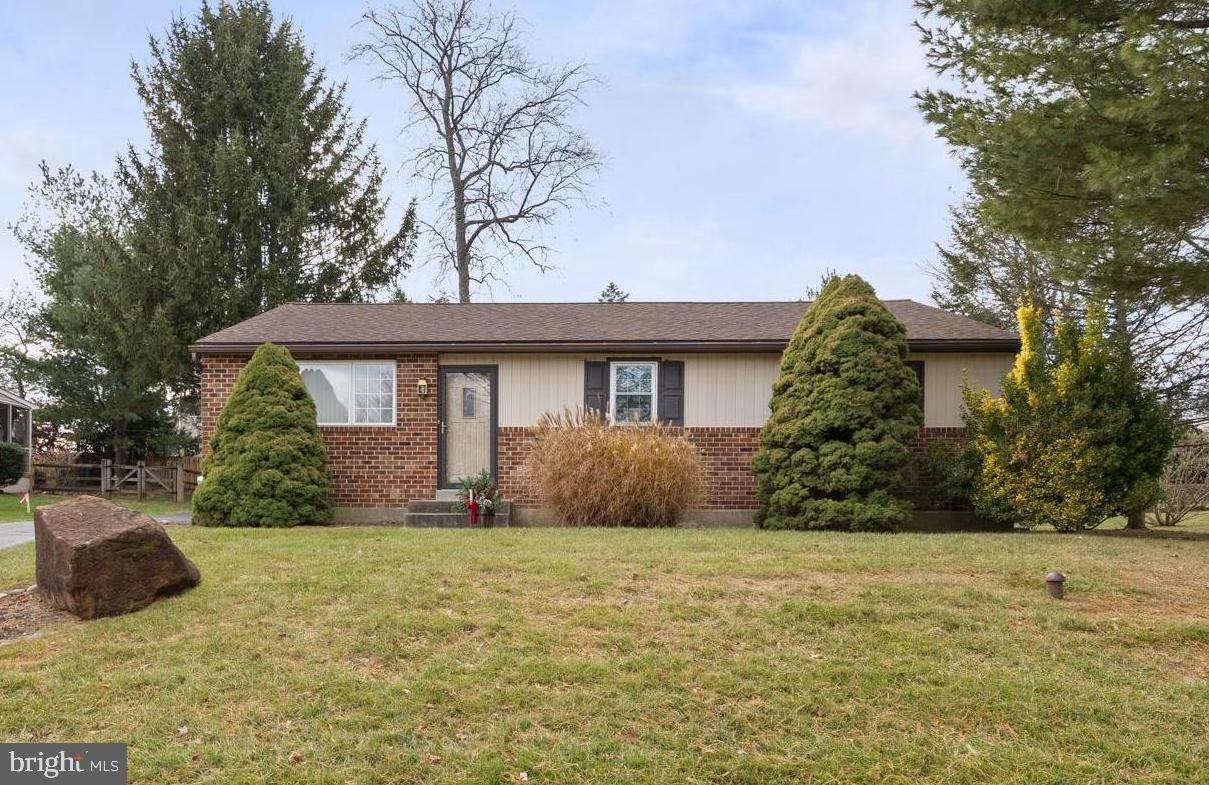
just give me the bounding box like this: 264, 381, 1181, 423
610, 361, 658, 425
299, 361, 396, 426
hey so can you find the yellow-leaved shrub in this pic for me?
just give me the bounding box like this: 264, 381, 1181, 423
963, 301, 1177, 531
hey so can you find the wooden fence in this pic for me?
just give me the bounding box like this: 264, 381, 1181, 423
32, 460, 201, 503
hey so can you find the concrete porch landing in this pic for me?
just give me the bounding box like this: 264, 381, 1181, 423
332, 500, 512, 527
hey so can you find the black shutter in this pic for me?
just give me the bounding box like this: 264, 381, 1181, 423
906, 360, 925, 413
659, 360, 685, 426
584, 361, 609, 418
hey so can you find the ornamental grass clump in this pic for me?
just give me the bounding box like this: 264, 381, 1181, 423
193, 342, 332, 527
524, 408, 703, 527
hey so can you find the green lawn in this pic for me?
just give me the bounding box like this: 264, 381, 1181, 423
0, 493, 191, 523
1, 526, 1207, 784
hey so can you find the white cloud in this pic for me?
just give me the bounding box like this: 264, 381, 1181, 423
550, 0, 755, 60
709, 2, 931, 138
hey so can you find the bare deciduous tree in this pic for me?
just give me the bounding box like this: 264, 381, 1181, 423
353, 0, 602, 302
1152, 439, 1209, 526
0, 287, 36, 399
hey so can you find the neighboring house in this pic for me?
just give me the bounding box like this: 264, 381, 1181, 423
0, 387, 34, 494
191, 301, 1019, 524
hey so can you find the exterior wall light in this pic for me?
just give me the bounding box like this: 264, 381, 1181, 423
1046, 571, 1066, 600
416, 378, 430, 397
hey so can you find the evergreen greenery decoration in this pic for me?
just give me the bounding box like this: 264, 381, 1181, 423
193, 343, 332, 527
964, 302, 1179, 531
753, 275, 923, 531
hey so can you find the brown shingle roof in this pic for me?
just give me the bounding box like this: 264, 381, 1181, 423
190, 300, 1019, 354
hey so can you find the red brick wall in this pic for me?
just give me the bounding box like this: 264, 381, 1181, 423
497, 427, 538, 505
907, 426, 969, 509
199, 354, 246, 444
910, 426, 967, 450
499, 425, 967, 512
199, 353, 438, 507
496, 425, 762, 510
682, 428, 762, 510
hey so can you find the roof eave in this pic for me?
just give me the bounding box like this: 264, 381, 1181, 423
190, 337, 1019, 357
907, 338, 1022, 353
0, 389, 36, 409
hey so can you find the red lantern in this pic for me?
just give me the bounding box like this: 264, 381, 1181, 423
467, 494, 479, 528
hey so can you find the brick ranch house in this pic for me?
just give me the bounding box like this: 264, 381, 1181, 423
192, 301, 1019, 525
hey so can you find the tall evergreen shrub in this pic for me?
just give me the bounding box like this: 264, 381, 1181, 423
193, 342, 332, 527
753, 275, 923, 531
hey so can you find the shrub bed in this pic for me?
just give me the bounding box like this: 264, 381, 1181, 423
524, 409, 703, 527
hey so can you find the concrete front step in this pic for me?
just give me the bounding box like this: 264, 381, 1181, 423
406, 499, 512, 514
403, 499, 512, 527
407, 500, 463, 514
404, 511, 469, 527
402, 512, 513, 527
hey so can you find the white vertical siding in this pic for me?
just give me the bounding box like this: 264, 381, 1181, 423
438, 350, 1017, 429
683, 353, 780, 427
910, 352, 1016, 427
440, 353, 585, 426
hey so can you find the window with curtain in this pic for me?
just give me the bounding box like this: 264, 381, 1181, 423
355, 363, 394, 424
299, 362, 395, 425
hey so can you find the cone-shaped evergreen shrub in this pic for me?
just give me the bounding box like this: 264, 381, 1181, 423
193, 342, 332, 527
753, 275, 923, 531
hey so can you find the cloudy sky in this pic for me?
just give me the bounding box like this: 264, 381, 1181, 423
0, 0, 964, 303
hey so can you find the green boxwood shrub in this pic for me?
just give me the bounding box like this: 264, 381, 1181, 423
193, 342, 332, 527
0, 442, 26, 487
752, 274, 923, 531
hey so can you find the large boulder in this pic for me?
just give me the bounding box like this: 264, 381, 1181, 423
35, 496, 200, 620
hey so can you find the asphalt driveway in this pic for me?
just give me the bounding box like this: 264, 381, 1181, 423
0, 514, 191, 550
0, 522, 33, 550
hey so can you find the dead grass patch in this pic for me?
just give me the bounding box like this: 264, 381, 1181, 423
0, 586, 74, 643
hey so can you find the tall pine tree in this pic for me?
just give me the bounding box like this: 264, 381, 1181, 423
121, 0, 416, 396
15, 166, 186, 463
916, 1, 1209, 300
597, 282, 629, 303
930, 200, 1209, 422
